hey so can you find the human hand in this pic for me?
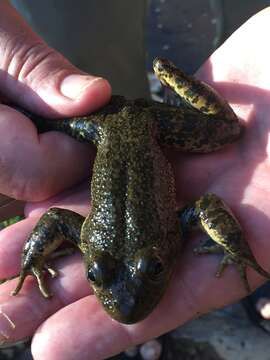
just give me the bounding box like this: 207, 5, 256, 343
1, 5, 270, 360
0, 1, 111, 205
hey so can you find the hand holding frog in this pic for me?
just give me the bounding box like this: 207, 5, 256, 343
0, 1, 111, 203
1, 3, 270, 360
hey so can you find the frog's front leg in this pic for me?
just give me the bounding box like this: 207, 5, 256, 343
178, 193, 270, 292
1, 208, 84, 298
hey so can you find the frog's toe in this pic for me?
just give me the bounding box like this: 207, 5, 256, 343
44, 264, 58, 278
11, 270, 28, 296
217, 253, 251, 293
194, 242, 252, 292
236, 262, 251, 293
11, 263, 55, 298
215, 253, 234, 277
32, 267, 52, 298
194, 242, 223, 255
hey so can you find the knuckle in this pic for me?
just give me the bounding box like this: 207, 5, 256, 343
1, 34, 68, 91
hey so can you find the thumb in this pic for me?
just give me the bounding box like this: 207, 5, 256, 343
0, 2, 111, 117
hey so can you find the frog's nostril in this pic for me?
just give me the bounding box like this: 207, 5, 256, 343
118, 296, 136, 318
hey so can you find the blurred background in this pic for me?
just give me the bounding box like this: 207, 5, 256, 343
10, 0, 270, 97
1, 0, 270, 359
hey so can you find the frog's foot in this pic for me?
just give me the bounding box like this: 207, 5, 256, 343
194, 241, 251, 292
179, 193, 270, 293
11, 266, 52, 298
0, 268, 53, 298
11, 248, 76, 298
11, 261, 60, 298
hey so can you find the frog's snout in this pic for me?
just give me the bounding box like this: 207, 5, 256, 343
108, 291, 152, 324
99, 275, 166, 324
103, 277, 148, 324
86, 252, 169, 324
92, 271, 161, 324
112, 295, 139, 324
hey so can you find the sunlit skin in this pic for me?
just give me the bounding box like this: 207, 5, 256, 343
0, 4, 270, 360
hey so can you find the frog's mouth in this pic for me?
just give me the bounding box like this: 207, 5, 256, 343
94, 273, 167, 324
86, 250, 171, 324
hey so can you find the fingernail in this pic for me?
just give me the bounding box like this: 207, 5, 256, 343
60, 74, 103, 100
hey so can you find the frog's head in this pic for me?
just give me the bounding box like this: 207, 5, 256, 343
85, 246, 174, 324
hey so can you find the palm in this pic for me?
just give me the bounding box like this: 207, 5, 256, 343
1, 8, 270, 360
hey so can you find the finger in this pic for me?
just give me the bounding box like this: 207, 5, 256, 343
0, 216, 39, 276
0, 2, 111, 117
196, 7, 270, 121
24, 181, 90, 218
32, 296, 132, 360
0, 2, 111, 201
172, 8, 270, 201
0, 106, 93, 200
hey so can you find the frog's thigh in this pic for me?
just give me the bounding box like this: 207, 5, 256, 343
9, 208, 84, 298
178, 193, 270, 292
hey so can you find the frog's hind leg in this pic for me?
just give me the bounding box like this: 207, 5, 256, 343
153, 58, 243, 153
1, 208, 84, 298
153, 58, 236, 119
178, 193, 270, 293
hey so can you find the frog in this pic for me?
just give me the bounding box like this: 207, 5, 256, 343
1, 58, 270, 324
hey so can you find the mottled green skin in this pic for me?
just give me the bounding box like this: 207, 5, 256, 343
80, 105, 180, 322
4, 58, 269, 324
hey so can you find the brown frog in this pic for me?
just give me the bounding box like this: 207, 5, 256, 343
1, 58, 269, 324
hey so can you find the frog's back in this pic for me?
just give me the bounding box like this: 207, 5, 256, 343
79, 104, 181, 323
82, 104, 181, 260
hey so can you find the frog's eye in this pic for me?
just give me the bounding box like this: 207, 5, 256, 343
87, 262, 103, 287
87, 252, 116, 288
136, 255, 165, 281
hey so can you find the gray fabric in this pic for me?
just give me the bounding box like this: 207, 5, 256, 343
11, 0, 149, 98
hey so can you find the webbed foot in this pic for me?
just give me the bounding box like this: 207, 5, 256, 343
12, 266, 53, 298
194, 241, 251, 292
179, 193, 270, 293
0, 247, 75, 298
0, 262, 59, 298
